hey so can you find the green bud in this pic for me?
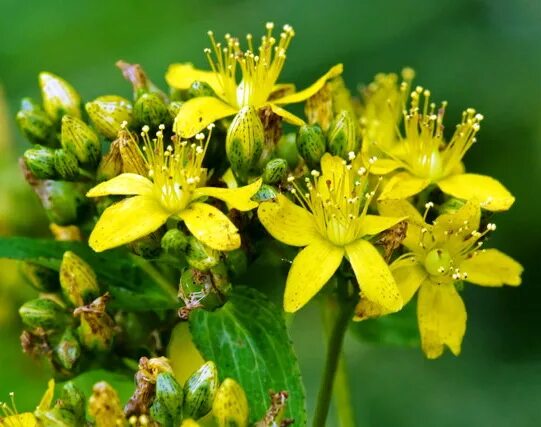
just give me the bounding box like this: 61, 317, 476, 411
23, 145, 57, 179
53, 328, 81, 371
251, 184, 279, 202
179, 268, 224, 311
34, 180, 89, 225
19, 298, 68, 330
59, 251, 100, 306
212, 378, 249, 427
134, 93, 169, 130
186, 236, 220, 271
86, 95, 133, 140
16, 98, 55, 145
439, 198, 466, 215
57, 382, 85, 422
19, 262, 60, 292
276, 132, 300, 169
97, 139, 123, 181
263, 158, 288, 184
54, 148, 79, 180
74, 294, 115, 352
183, 361, 219, 420
61, 115, 101, 166
168, 101, 183, 119
296, 124, 326, 168
36, 407, 77, 427
129, 231, 163, 258
150, 372, 184, 427
161, 228, 189, 257
39, 72, 82, 123
224, 249, 248, 279
226, 106, 264, 184
327, 110, 359, 158
187, 80, 216, 98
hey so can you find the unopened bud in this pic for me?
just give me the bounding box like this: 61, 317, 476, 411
50, 223, 83, 241
33, 180, 89, 225
16, 98, 55, 145
161, 228, 189, 257
19, 298, 68, 330
134, 93, 169, 130
251, 184, 279, 203
263, 158, 288, 184
187, 81, 216, 98
88, 381, 125, 427
150, 372, 183, 427
186, 236, 220, 271
118, 131, 147, 176
36, 406, 78, 427
74, 294, 115, 352
57, 382, 86, 423
54, 148, 79, 180
179, 267, 225, 311
39, 72, 82, 123
59, 251, 100, 306
296, 124, 326, 168
129, 231, 163, 258
276, 133, 299, 169
182, 361, 219, 420
226, 106, 264, 184
86, 95, 133, 140
53, 328, 81, 371
327, 110, 359, 158
23, 145, 57, 179
168, 101, 183, 119
97, 139, 123, 181
61, 115, 101, 166
20, 262, 60, 292
213, 378, 249, 427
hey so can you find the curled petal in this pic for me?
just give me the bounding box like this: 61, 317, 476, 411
174, 97, 237, 138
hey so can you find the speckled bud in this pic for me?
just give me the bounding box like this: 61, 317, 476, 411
61, 115, 101, 166
39, 72, 82, 123
59, 251, 100, 307
19, 298, 68, 330
212, 378, 249, 427
296, 124, 326, 168
86, 95, 133, 139
23, 145, 57, 179
186, 236, 221, 271
74, 294, 115, 352
150, 372, 184, 427
327, 110, 359, 158
183, 361, 219, 420
16, 98, 55, 145
53, 328, 81, 371
134, 93, 169, 130
161, 228, 189, 257
57, 382, 86, 424
263, 158, 288, 184
54, 148, 79, 180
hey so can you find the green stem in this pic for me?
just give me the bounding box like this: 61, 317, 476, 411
313, 295, 356, 427
130, 255, 178, 302
334, 354, 356, 427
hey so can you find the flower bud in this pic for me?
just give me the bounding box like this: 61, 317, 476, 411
54, 148, 79, 180
133, 93, 169, 130
224, 249, 248, 279
61, 115, 101, 166
86, 95, 133, 140
23, 145, 57, 179
33, 180, 89, 225
16, 98, 55, 145
179, 267, 224, 311
36, 407, 78, 427
263, 158, 288, 184
187, 80, 216, 98
226, 106, 264, 184
19, 262, 60, 292
150, 372, 183, 427
161, 228, 189, 257
327, 110, 359, 158
168, 101, 183, 119
129, 231, 163, 258
97, 139, 123, 181
305, 82, 333, 132
212, 378, 249, 427
59, 251, 100, 307
57, 382, 86, 423
296, 124, 326, 168
39, 72, 82, 123
74, 294, 115, 352
53, 328, 81, 371
88, 381, 125, 427
251, 184, 279, 203
118, 130, 147, 176
276, 133, 299, 169
186, 236, 221, 271
183, 361, 219, 420
19, 298, 68, 330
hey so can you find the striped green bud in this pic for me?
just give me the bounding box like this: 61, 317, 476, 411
226, 106, 264, 184
327, 110, 358, 158
263, 158, 288, 184
186, 236, 220, 271
296, 124, 326, 168
59, 251, 100, 307
57, 382, 86, 423
150, 372, 184, 427
134, 93, 169, 130
20, 262, 60, 292
276, 132, 300, 169
183, 361, 219, 420
161, 228, 189, 257
54, 148, 79, 180
61, 115, 101, 166
39, 72, 82, 123
19, 298, 68, 330
53, 328, 81, 371
212, 378, 249, 427
85, 95, 133, 140
23, 145, 57, 179
16, 98, 55, 145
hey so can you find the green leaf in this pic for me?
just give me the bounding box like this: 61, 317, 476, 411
0, 236, 177, 311
190, 286, 307, 425
350, 299, 420, 347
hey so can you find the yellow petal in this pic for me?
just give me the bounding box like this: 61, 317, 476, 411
369, 158, 403, 175
460, 249, 523, 287
1, 413, 37, 427
258, 194, 319, 247
417, 281, 466, 359
268, 103, 305, 126
174, 97, 237, 138
284, 238, 344, 312
359, 214, 407, 237
89, 196, 169, 252
86, 173, 154, 197
437, 173, 515, 211
392, 260, 427, 304
194, 178, 262, 211
165, 63, 222, 94
320, 152, 346, 177
353, 298, 387, 321
433, 199, 480, 242
377, 199, 425, 252
346, 239, 402, 312
378, 172, 430, 200
269, 83, 296, 99
273, 64, 344, 105
37, 379, 55, 411
179, 202, 240, 251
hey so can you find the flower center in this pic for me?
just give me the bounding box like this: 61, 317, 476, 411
205, 23, 295, 108
424, 248, 453, 277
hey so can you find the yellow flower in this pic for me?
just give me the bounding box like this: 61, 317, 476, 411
0, 380, 55, 427
87, 125, 261, 252
166, 23, 343, 138
360, 78, 514, 211
355, 199, 523, 358
258, 153, 405, 312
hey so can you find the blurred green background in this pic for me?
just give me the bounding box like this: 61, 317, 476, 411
0, 0, 540, 425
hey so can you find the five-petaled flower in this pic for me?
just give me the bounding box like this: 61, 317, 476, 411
166, 23, 343, 138
86, 125, 261, 252
258, 153, 406, 313
355, 198, 523, 358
